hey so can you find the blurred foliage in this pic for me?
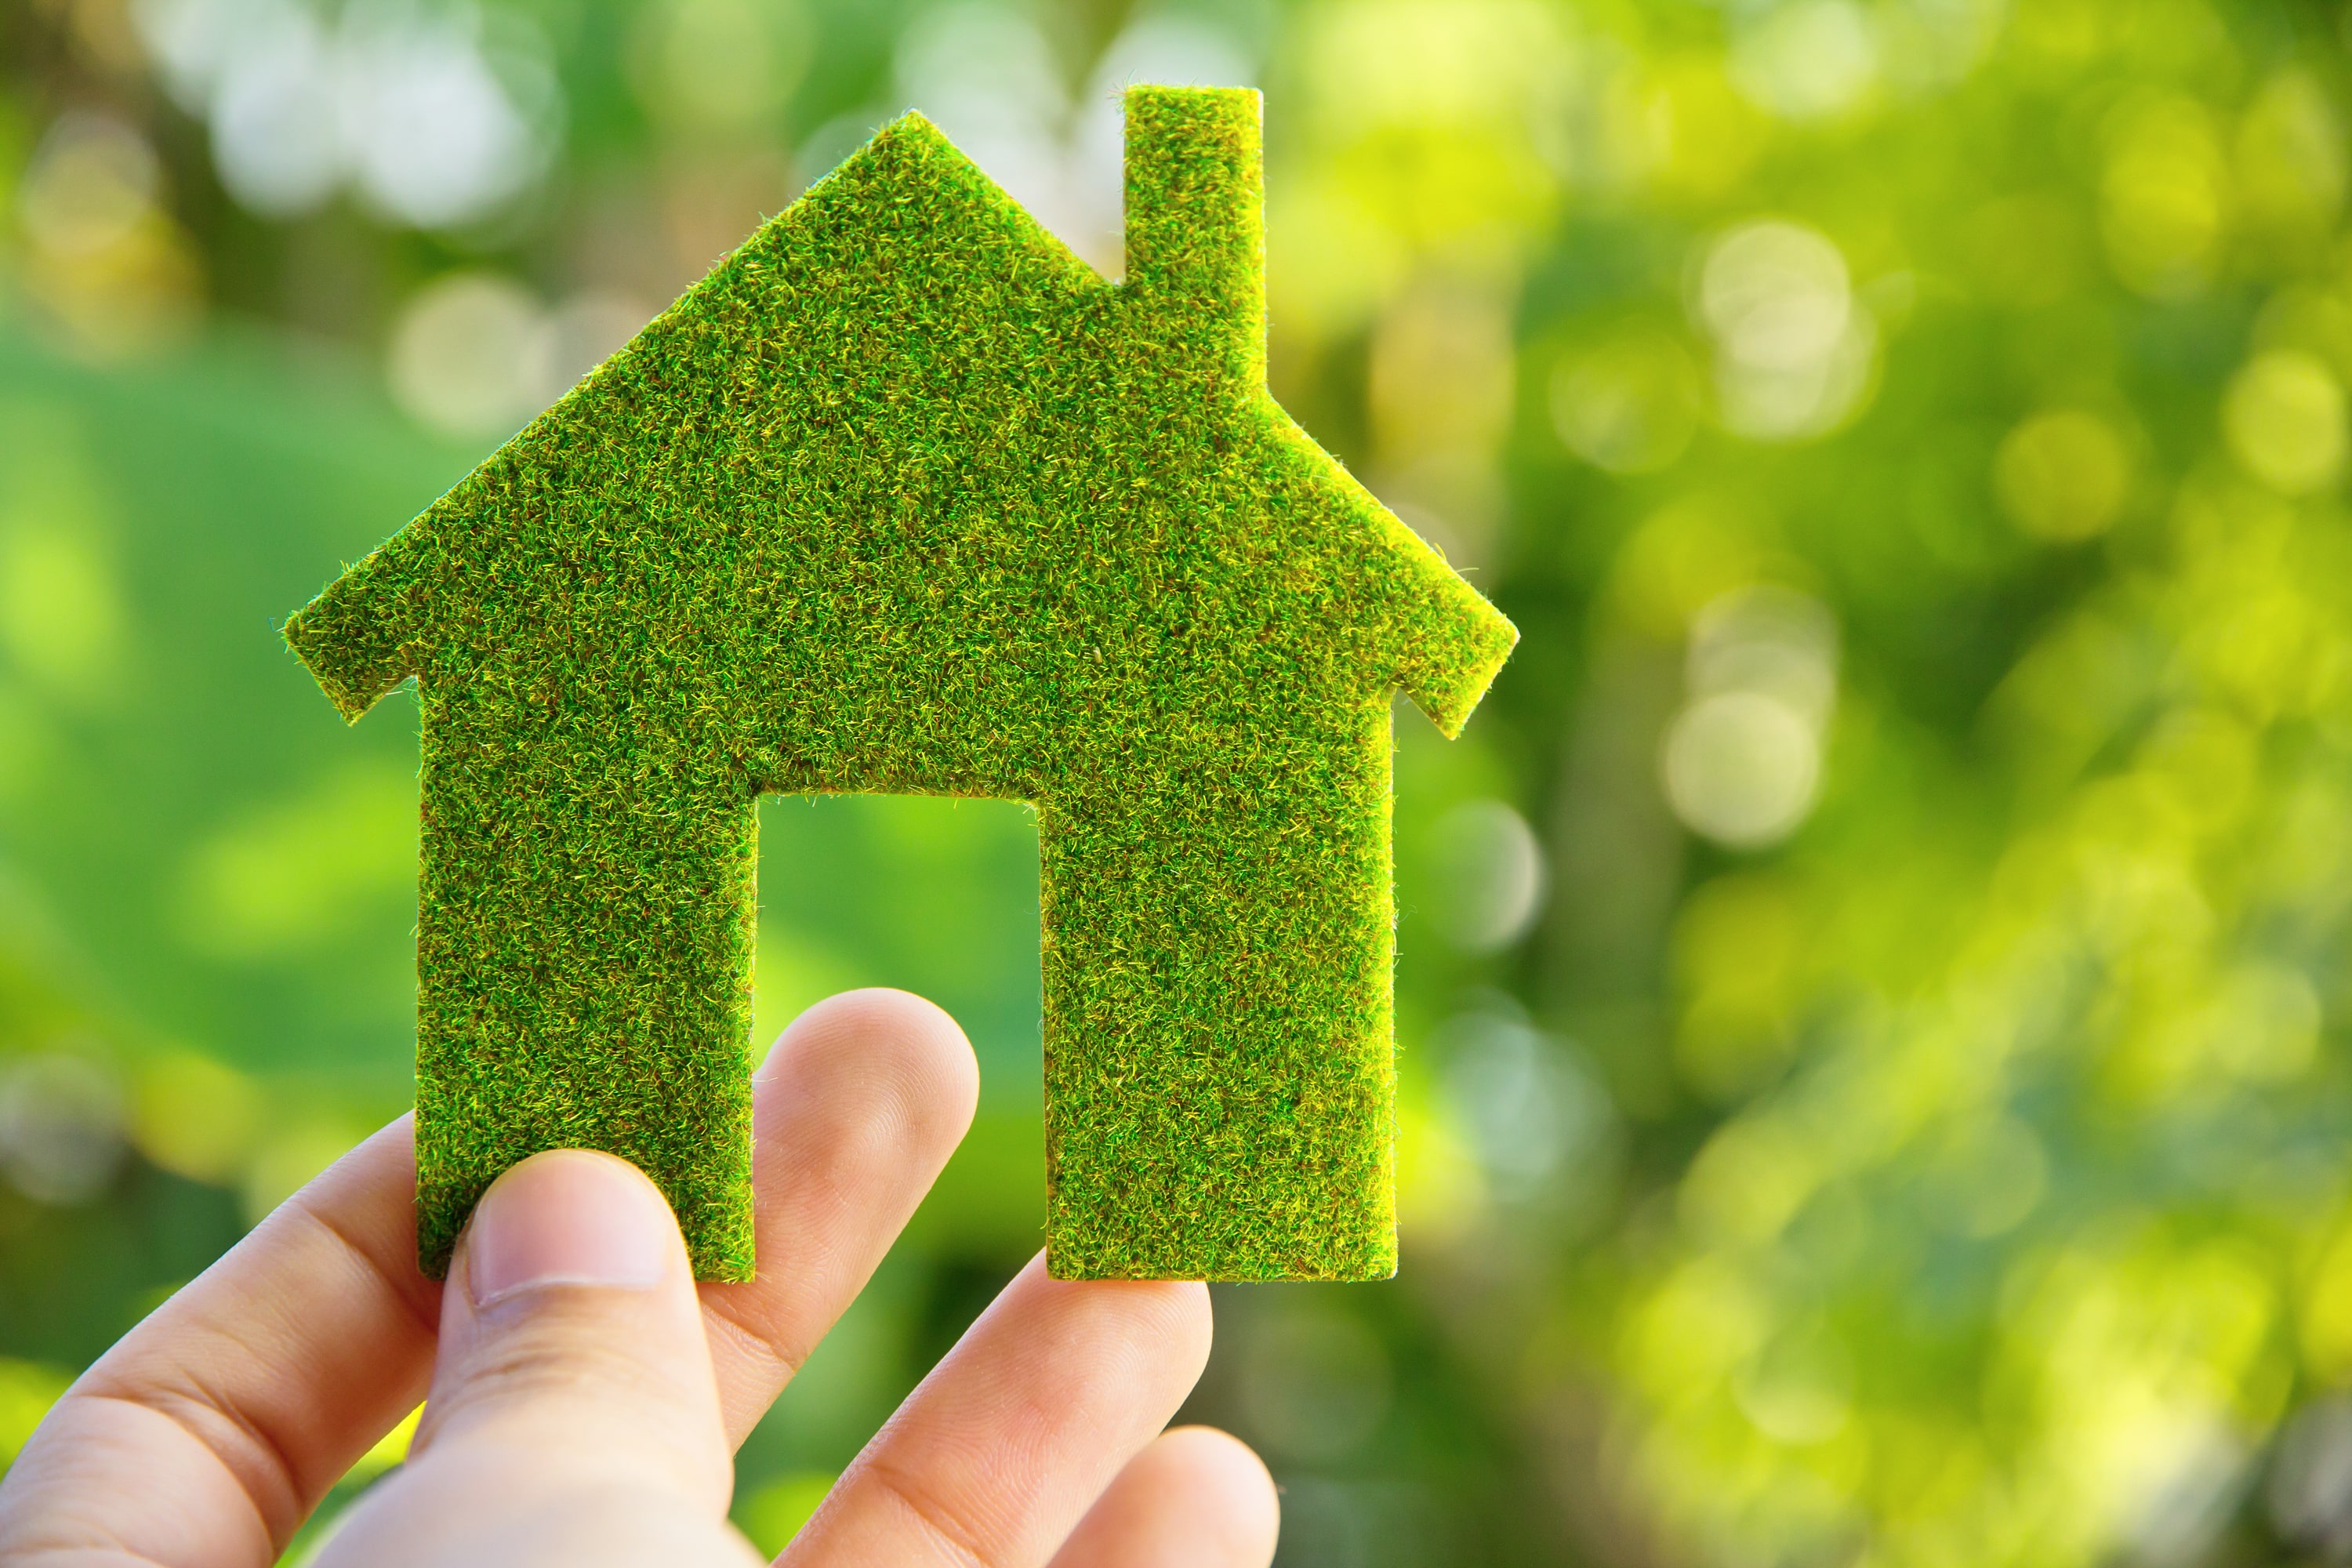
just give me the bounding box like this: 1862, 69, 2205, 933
9, 0, 2352, 1563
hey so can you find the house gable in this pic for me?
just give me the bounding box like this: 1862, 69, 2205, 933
289, 98, 1512, 757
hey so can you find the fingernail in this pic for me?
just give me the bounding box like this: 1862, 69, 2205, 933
465, 1150, 676, 1306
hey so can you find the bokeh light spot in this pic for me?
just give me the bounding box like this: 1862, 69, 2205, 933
1426, 798, 1548, 953
1550, 328, 1703, 474
1729, 0, 1878, 122
1664, 692, 1820, 849
1435, 1004, 1615, 1210
2100, 94, 2228, 299
130, 1051, 264, 1186
1995, 408, 2133, 543
0, 1054, 125, 1207
2237, 69, 2347, 238
628, 0, 809, 140
2223, 350, 2346, 494
13, 110, 200, 354
1697, 220, 1878, 441
387, 271, 548, 441
1662, 586, 1839, 850
17, 111, 158, 258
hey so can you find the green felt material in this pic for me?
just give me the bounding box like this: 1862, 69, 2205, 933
284, 87, 1515, 1282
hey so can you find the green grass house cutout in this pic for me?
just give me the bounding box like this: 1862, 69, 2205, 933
285, 86, 1516, 1283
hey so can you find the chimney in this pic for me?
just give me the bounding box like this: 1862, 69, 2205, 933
1122, 85, 1265, 387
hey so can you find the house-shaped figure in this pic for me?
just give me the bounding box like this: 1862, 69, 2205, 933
286, 86, 1515, 1283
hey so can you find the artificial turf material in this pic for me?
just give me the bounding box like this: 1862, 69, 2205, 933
285, 87, 1516, 1282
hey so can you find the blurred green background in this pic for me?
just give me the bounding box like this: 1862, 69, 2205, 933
7, 0, 2352, 1561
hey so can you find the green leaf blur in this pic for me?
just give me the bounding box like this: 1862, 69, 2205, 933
5, 0, 2352, 1563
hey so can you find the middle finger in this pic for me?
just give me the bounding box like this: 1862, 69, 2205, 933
700, 987, 982, 1443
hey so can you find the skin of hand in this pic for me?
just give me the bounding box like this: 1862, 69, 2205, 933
0, 989, 1281, 1568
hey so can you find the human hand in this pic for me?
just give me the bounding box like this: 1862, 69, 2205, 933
0, 990, 1279, 1566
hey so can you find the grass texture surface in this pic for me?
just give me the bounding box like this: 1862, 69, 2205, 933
285, 87, 1516, 1281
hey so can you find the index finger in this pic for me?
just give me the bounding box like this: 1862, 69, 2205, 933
700, 988, 980, 1443
0, 1116, 438, 1563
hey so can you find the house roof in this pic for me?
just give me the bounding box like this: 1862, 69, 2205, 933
286, 87, 1515, 757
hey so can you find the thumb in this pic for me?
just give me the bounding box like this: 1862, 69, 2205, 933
318, 1150, 757, 1567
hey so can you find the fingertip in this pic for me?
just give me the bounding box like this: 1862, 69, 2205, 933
1127, 1276, 1214, 1374
760, 987, 981, 1140
1045, 1425, 1279, 1568
1153, 1426, 1279, 1559
1013, 1260, 1215, 1392
1150, 1279, 1215, 1381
